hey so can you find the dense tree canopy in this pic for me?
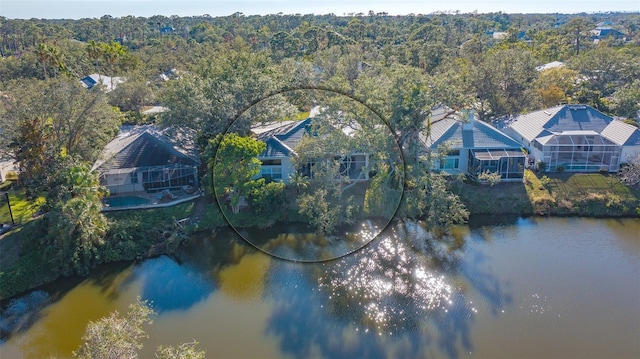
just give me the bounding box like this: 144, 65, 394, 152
0, 10, 638, 256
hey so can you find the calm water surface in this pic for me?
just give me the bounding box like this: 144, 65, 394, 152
1, 217, 639, 358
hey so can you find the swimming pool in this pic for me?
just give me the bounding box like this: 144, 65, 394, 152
103, 196, 150, 207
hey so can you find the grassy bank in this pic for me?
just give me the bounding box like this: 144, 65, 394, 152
0, 187, 45, 225
0, 201, 204, 300
456, 170, 640, 217
3, 173, 638, 300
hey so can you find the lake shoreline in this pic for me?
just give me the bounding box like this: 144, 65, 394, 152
2, 171, 639, 301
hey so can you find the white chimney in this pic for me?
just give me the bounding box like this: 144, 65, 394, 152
462, 109, 475, 131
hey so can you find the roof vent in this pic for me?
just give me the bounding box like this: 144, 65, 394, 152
544, 111, 551, 116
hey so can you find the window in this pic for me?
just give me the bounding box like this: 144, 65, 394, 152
130, 171, 139, 184
261, 159, 281, 166
439, 157, 459, 170
260, 166, 283, 180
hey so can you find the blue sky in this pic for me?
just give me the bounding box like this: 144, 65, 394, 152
1, 0, 638, 19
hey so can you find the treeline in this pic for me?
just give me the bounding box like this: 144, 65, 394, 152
1, 12, 639, 120
0, 11, 639, 280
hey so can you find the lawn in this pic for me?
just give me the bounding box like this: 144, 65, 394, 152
456, 170, 640, 217
546, 172, 640, 201
0, 188, 45, 225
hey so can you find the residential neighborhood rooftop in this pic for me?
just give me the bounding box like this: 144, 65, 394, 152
508, 104, 640, 146
422, 110, 522, 150
92, 125, 199, 172
80, 73, 124, 92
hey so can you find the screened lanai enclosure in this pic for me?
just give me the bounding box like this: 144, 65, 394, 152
533, 132, 622, 172
100, 164, 198, 195
93, 125, 200, 209
468, 149, 526, 180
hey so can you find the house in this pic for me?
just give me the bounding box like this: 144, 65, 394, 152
160, 26, 175, 35
591, 26, 626, 43
92, 125, 200, 196
536, 61, 565, 72
251, 119, 309, 182
251, 114, 370, 182
504, 104, 640, 172
80, 73, 124, 92
159, 68, 183, 81
421, 107, 526, 181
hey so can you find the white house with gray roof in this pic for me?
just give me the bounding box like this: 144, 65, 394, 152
251, 114, 370, 182
504, 104, 640, 172
422, 107, 526, 181
80, 73, 124, 93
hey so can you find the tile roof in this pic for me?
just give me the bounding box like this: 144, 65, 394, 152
507, 104, 625, 142
601, 119, 640, 146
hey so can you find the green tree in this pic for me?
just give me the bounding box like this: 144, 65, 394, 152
74, 298, 154, 359
159, 46, 289, 139
35, 42, 66, 79
249, 179, 286, 220
532, 66, 579, 107
211, 133, 265, 214
562, 17, 593, 56
1, 77, 123, 163
44, 163, 109, 275
107, 74, 155, 116
424, 173, 469, 228
9, 118, 51, 196
471, 48, 538, 119
74, 297, 206, 359
611, 80, 640, 119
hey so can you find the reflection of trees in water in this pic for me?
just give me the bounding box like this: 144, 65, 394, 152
266, 220, 512, 358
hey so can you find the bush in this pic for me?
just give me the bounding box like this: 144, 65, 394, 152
249, 180, 286, 220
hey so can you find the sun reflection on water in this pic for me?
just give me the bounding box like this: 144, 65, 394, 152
318, 227, 455, 335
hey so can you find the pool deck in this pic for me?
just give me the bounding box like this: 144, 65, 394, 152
101, 190, 202, 212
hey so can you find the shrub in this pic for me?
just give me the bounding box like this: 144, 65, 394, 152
249, 180, 286, 220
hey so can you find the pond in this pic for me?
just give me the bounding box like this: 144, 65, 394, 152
1, 217, 639, 358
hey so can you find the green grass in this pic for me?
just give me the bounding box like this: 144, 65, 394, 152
546, 173, 640, 200
0, 188, 45, 224
456, 177, 535, 215
455, 170, 640, 217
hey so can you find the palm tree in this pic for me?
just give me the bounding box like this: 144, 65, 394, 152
289, 171, 309, 195
36, 42, 63, 79
86, 40, 102, 73
101, 41, 127, 89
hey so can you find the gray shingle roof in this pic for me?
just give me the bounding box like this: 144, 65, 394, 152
253, 118, 312, 157
92, 125, 199, 171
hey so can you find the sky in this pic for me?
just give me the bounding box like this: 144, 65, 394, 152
1, 0, 638, 19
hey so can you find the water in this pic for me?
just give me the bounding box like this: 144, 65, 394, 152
1, 217, 639, 358
103, 195, 150, 207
